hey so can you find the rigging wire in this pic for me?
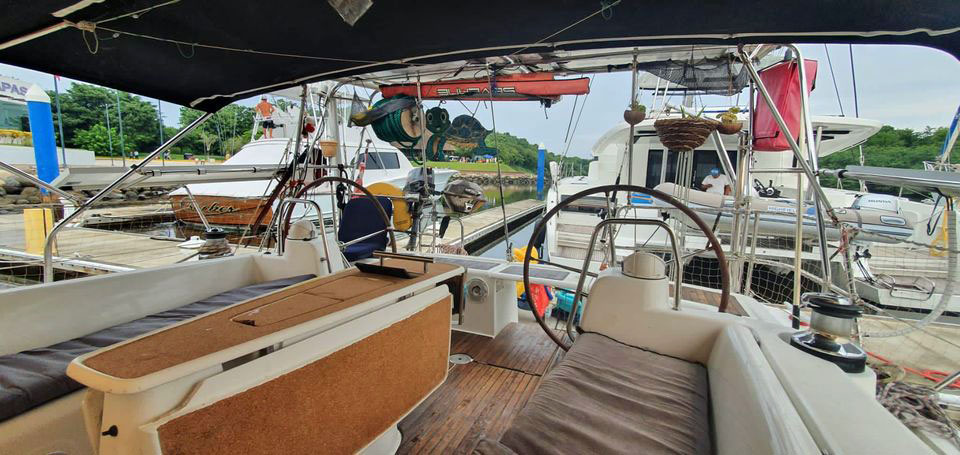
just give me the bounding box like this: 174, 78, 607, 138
848, 44, 868, 192
558, 76, 595, 173
849, 44, 861, 118
823, 44, 845, 116
562, 82, 582, 144
486, 65, 512, 260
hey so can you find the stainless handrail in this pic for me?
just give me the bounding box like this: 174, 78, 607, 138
43, 113, 213, 282
373, 250, 433, 273
568, 217, 682, 341
340, 228, 391, 248
441, 214, 466, 251
275, 197, 332, 274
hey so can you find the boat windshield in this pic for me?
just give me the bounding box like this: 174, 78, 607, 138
353, 151, 401, 170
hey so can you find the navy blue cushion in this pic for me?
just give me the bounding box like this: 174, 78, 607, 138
0, 274, 315, 422
338, 196, 393, 261
343, 240, 383, 262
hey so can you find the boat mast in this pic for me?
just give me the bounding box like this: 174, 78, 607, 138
627, 51, 638, 187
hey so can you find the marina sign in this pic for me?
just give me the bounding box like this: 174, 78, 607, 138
0, 75, 31, 102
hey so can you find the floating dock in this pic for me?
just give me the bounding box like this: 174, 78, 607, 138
420, 199, 545, 253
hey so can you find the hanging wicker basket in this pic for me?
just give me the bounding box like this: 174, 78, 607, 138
654, 117, 719, 150
717, 120, 743, 135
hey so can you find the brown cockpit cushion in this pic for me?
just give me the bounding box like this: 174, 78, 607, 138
496, 332, 711, 455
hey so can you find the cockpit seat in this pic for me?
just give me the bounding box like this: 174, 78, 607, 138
338, 196, 394, 262
476, 332, 711, 454
0, 274, 314, 423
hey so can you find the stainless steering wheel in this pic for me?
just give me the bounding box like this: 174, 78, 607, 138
522, 184, 730, 351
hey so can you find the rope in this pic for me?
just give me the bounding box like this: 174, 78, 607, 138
877, 381, 959, 443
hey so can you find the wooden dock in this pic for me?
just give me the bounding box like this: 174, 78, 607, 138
419, 200, 545, 253
0, 203, 260, 277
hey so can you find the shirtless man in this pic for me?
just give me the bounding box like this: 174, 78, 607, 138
254, 95, 276, 138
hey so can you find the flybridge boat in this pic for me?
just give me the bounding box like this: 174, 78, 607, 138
1, 1, 960, 454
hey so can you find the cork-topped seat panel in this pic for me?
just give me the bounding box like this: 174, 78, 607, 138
77, 259, 461, 380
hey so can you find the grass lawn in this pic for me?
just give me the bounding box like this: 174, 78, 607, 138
426, 161, 531, 174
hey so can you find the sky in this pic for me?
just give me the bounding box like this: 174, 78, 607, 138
2, 44, 958, 159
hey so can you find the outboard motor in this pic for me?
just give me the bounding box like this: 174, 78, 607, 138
442, 179, 487, 214
790, 292, 867, 373
851, 193, 901, 214
403, 168, 435, 249
403, 167, 436, 196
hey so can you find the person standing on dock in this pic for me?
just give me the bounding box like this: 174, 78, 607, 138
255, 95, 276, 139
701, 168, 731, 195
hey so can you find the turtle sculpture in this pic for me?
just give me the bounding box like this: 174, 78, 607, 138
423, 107, 496, 162
447, 114, 493, 151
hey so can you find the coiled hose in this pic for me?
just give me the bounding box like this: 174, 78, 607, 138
371, 96, 420, 148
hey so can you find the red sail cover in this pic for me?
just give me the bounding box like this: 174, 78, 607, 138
379, 73, 589, 101
753, 59, 818, 151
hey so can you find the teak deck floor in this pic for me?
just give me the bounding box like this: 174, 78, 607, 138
398, 320, 564, 454
397, 286, 730, 453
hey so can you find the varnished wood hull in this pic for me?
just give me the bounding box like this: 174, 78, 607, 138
170, 195, 273, 227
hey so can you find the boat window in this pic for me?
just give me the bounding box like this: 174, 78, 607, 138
662, 149, 738, 187
691, 150, 738, 184
646, 149, 663, 187
665, 150, 680, 184
361, 152, 401, 170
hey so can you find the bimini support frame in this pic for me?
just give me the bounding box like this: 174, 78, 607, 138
0, 160, 83, 205
738, 45, 834, 290
43, 113, 214, 282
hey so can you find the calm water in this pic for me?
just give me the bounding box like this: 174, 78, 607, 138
476, 216, 541, 260
481, 185, 538, 210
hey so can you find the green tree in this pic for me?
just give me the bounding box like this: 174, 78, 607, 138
50, 83, 163, 155
74, 123, 124, 156
179, 104, 255, 156
223, 135, 250, 156
819, 125, 959, 198
198, 131, 218, 158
